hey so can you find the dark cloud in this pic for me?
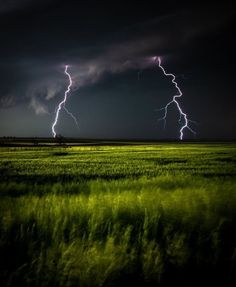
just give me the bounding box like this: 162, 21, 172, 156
0, 0, 56, 13
1, 5, 233, 104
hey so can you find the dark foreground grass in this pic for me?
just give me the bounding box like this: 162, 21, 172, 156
0, 143, 236, 286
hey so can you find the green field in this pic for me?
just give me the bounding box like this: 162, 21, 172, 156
0, 143, 236, 286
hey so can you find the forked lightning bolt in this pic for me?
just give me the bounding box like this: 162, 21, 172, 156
156, 57, 195, 140
52, 65, 78, 138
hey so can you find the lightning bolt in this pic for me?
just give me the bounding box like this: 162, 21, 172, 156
156, 57, 195, 140
63, 106, 79, 127
52, 65, 78, 138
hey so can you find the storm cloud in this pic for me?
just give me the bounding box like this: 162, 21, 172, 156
0, 4, 233, 109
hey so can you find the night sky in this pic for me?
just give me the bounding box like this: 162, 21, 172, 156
0, 0, 235, 139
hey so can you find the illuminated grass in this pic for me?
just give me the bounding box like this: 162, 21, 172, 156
0, 143, 236, 286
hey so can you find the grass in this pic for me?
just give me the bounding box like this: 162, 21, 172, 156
0, 143, 236, 286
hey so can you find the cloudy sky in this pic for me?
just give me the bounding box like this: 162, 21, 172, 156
0, 0, 235, 139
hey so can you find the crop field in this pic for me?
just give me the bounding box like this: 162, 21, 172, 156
0, 143, 236, 287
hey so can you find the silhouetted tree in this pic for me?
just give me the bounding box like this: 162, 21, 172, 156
56, 134, 66, 146
32, 137, 39, 146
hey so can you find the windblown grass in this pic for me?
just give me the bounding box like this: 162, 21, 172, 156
0, 143, 236, 286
